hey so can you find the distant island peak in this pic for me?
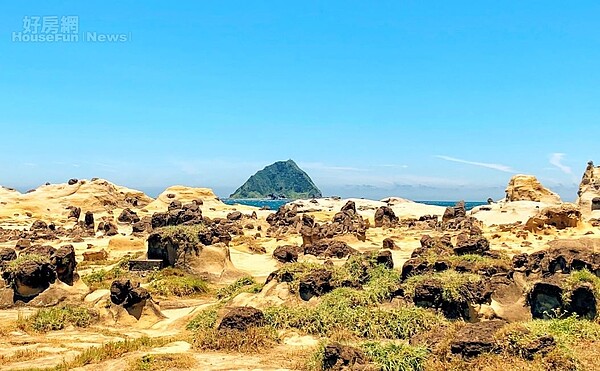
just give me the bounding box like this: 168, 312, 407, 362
230, 159, 322, 199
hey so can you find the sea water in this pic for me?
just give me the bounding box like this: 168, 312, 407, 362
222, 199, 486, 211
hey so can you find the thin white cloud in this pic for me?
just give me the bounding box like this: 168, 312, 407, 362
299, 162, 368, 172
436, 155, 516, 173
549, 153, 572, 174
374, 164, 409, 168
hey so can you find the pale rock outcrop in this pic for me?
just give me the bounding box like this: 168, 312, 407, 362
577, 161, 600, 216
525, 203, 581, 232
505, 175, 561, 204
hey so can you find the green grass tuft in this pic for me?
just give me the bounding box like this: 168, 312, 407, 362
215, 276, 263, 301
155, 224, 208, 246
128, 353, 196, 371
6, 254, 49, 272
147, 268, 209, 297
186, 305, 220, 331
264, 297, 443, 339
562, 269, 600, 309
18, 306, 98, 332
361, 342, 429, 371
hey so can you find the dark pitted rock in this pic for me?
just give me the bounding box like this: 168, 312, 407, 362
147, 231, 200, 268
451, 320, 506, 357
442, 201, 466, 223
30, 220, 48, 230
51, 244, 77, 285
413, 281, 470, 320
528, 282, 563, 319
151, 212, 168, 229
109, 279, 152, 319
411, 234, 453, 258
272, 245, 300, 263
127, 286, 151, 307
382, 238, 396, 250
168, 200, 183, 211
98, 221, 119, 236
411, 277, 492, 320
454, 233, 490, 255
506, 329, 556, 360
118, 208, 140, 224
68, 178, 78, 185
146, 223, 234, 279
299, 269, 333, 301
264, 269, 294, 285
151, 203, 203, 228
14, 239, 30, 251
374, 206, 399, 228
512, 253, 529, 271
66, 206, 81, 220
0, 248, 17, 263
227, 211, 243, 221
84, 211, 95, 229
567, 284, 597, 319
340, 200, 356, 214
132, 216, 152, 233
375, 250, 394, 269
3, 258, 57, 301
517, 242, 600, 276
401, 258, 431, 280
593, 197, 600, 211
300, 208, 368, 246
266, 205, 301, 230
218, 306, 265, 331
110, 279, 135, 305
304, 239, 357, 259
322, 343, 368, 370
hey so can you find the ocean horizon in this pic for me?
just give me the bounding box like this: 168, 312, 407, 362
222, 198, 487, 211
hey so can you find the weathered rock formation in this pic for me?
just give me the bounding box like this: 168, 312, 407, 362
272, 245, 300, 263
322, 343, 368, 370
217, 306, 265, 331
577, 161, 600, 216
147, 225, 239, 281
110, 279, 154, 319
524, 204, 581, 232
151, 201, 203, 228
299, 201, 368, 244
505, 175, 561, 203
374, 206, 399, 228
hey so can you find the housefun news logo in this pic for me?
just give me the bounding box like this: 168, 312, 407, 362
11, 16, 131, 43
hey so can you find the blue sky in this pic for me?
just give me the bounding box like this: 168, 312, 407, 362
1, 1, 599, 200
